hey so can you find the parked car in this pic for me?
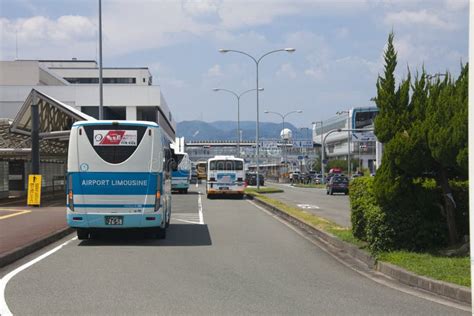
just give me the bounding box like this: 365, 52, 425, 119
246, 172, 265, 186
309, 172, 323, 184
326, 176, 349, 195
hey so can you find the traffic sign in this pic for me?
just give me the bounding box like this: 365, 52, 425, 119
27, 174, 42, 206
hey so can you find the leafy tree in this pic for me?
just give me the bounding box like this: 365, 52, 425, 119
367, 32, 468, 250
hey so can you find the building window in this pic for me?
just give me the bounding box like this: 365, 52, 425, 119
64, 77, 137, 84
137, 106, 157, 122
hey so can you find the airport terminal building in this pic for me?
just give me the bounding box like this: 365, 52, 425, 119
313, 107, 378, 173
0, 59, 176, 198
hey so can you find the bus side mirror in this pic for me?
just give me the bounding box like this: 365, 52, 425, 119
170, 161, 178, 171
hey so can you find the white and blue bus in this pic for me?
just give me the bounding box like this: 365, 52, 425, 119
66, 121, 173, 240
171, 152, 191, 193
206, 155, 245, 198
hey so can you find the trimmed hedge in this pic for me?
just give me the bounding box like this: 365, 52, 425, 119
350, 176, 469, 254
349, 177, 373, 241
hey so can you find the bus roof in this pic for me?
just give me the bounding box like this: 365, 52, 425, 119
72, 120, 160, 128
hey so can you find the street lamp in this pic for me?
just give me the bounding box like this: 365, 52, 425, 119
336, 110, 351, 176
213, 88, 264, 157
264, 110, 302, 177
219, 48, 296, 189
312, 121, 324, 174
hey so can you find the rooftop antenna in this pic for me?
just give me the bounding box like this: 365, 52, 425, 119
95, 30, 98, 62
98, 0, 104, 120
15, 29, 18, 59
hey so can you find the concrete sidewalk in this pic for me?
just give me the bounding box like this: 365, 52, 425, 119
0, 197, 73, 267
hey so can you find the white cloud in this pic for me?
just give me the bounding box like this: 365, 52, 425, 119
335, 27, 349, 38
182, 0, 219, 16
384, 9, 456, 30
444, 0, 468, 11
304, 67, 325, 80
206, 64, 223, 77
276, 63, 297, 79
0, 15, 96, 59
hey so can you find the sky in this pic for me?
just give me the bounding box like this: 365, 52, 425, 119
0, 0, 469, 128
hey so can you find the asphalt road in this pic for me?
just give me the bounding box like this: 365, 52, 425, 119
267, 182, 351, 227
2, 184, 467, 315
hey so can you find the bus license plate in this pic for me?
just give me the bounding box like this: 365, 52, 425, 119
105, 216, 123, 225
220, 186, 229, 190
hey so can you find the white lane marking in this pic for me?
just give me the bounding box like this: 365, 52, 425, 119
198, 193, 204, 225
246, 200, 470, 312
171, 193, 204, 225
174, 218, 201, 225
297, 204, 320, 210
0, 236, 78, 316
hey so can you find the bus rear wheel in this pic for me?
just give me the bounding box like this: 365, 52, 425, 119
77, 229, 89, 240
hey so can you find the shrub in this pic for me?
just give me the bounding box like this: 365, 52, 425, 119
350, 177, 375, 241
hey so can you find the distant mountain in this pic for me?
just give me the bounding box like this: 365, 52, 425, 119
176, 120, 299, 141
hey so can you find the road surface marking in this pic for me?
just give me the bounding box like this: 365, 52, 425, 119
0, 209, 31, 220
195, 182, 199, 188
172, 193, 204, 225
296, 204, 320, 210
0, 236, 77, 316
198, 193, 204, 224
246, 200, 470, 312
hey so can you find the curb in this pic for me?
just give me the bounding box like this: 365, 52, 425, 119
376, 261, 471, 304
248, 194, 471, 305
0, 227, 74, 268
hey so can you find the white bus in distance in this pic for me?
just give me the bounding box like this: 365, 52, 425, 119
66, 120, 173, 240
171, 152, 191, 193
206, 155, 245, 198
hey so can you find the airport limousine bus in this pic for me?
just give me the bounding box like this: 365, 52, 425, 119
66, 120, 172, 240
206, 156, 245, 198
171, 152, 191, 193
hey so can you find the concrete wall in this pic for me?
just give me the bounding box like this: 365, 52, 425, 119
0, 61, 39, 85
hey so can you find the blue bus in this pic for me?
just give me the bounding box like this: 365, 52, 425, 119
171, 152, 191, 193
66, 120, 173, 240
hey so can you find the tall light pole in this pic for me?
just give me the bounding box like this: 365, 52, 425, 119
219, 48, 295, 190
98, 0, 104, 120
213, 88, 264, 157
337, 110, 351, 176
312, 121, 324, 174
264, 110, 302, 177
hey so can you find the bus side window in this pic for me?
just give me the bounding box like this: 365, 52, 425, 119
163, 148, 171, 173
170, 149, 178, 172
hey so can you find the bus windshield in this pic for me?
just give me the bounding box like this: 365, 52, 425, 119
209, 160, 243, 171
83, 124, 147, 164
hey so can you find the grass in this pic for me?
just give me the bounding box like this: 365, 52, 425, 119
378, 251, 470, 287
292, 183, 326, 189
249, 192, 470, 287
244, 187, 284, 194
247, 191, 366, 248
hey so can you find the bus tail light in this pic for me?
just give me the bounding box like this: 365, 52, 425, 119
67, 174, 74, 211
155, 190, 161, 210
68, 190, 74, 211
